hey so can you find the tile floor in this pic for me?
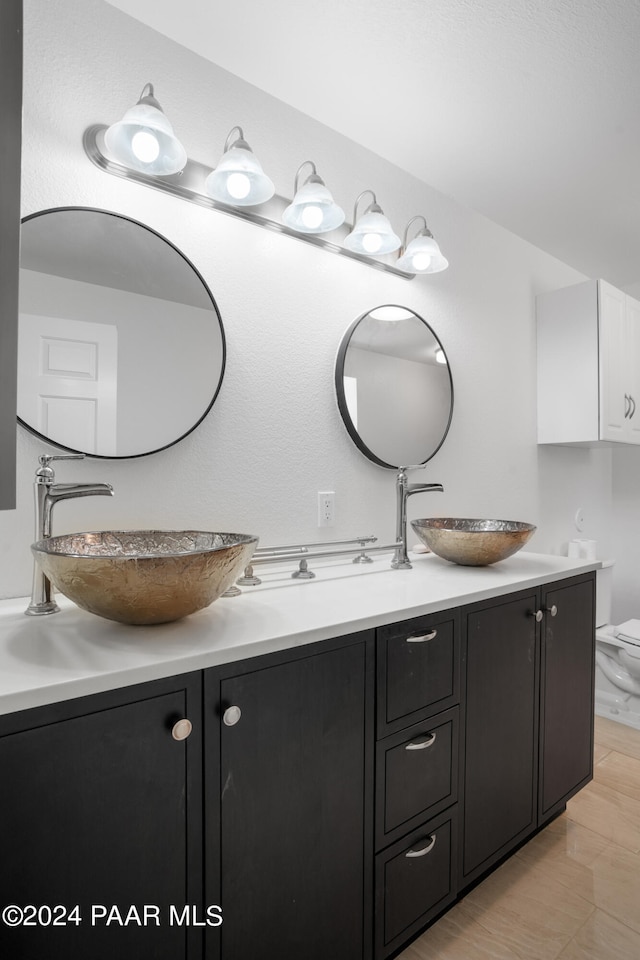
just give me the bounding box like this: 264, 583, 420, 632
398, 716, 640, 960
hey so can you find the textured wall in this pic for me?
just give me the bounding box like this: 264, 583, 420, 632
0, 0, 614, 604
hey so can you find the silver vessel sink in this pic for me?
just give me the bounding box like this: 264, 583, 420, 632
32, 530, 258, 625
411, 518, 536, 566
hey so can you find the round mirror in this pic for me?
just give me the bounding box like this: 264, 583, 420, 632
18, 207, 226, 458
335, 304, 453, 468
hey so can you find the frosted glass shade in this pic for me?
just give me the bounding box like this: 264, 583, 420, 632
104, 98, 187, 176
205, 144, 275, 207
343, 210, 401, 255
396, 234, 449, 274
282, 180, 345, 234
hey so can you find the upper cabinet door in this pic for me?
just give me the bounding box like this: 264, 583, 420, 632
599, 281, 628, 441
626, 295, 640, 442
537, 278, 640, 446
0, 0, 22, 508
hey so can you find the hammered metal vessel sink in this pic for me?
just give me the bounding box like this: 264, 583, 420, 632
32, 530, 258, 625
411, 518, 536, 566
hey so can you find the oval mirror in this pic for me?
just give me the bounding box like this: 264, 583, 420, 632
335, 304, 453, 468
18, 207, 226, 458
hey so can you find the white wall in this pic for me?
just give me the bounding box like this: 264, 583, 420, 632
610, 446, 640, 622
0, 0, 613, 603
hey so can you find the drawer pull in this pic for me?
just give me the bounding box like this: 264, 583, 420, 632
405, 834, 436, 858
405, 732, 437, 750
406, 629, 438, 643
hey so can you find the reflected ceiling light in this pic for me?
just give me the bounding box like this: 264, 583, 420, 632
282, 161, 345, 234
204, 126, 274, 206
396, 215, 449, 274
435, 347, 447, 364
368, 306, 414, 322
103, 84, 187, 176
343, 190, 401, 256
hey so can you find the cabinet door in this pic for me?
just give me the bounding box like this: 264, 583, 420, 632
599, 280, 628, 441
206, 634, 374, 960
462, 590, 539, 884
0, 674, 202, 960
539, 575, 595, 821
626, 295, 640, 442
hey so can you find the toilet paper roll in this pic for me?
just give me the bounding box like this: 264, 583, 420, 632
568, 538, 597, 560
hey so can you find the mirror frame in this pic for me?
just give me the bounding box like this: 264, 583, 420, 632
17, 206, 226, 459
335, 304, 454, 469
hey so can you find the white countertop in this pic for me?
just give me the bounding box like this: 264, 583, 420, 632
0, 551, 599, 717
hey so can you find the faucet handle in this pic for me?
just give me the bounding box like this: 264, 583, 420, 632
38, 453, 85, 466
36, 453, 85, 483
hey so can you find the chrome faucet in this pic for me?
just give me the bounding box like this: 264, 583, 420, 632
25, 454, 114, 616
392, 465, 443, 569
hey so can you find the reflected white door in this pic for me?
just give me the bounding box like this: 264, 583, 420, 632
18, 315, 118, 455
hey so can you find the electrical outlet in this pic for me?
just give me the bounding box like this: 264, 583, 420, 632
317, 491, 335, 527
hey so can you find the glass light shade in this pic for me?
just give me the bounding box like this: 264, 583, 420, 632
104, 94, 187, 176
205, 143, 275, 207
396, 233, 449, 274
343, 210, 401, 255
282, 180, 345, 234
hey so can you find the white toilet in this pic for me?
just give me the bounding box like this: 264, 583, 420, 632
595, 560, 640, 730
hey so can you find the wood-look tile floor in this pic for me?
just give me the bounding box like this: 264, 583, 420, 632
398, 716, 640, 960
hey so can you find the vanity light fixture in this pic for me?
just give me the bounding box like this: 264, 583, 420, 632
103, 84, 187, 176
85, 105, 438, 279
343, 190, 401, 256
396, 215, 449, 274
204, 126, 275, 206
282, 161, 345, 234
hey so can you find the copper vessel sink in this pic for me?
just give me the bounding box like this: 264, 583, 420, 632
32, 530, 258, 625
411, 518, 536, 566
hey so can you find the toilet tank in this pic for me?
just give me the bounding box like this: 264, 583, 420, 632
596, 560, 615, 628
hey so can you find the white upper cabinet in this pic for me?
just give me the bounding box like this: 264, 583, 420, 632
537, 279, 640, 446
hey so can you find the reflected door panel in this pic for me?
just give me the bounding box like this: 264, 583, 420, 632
18, 314, 118, 456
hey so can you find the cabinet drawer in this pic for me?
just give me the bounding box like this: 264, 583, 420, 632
377, 610, 459, 736
376, 707, 458, 848
375, 808, 458, 959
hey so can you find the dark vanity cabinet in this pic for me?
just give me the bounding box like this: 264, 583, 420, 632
0, 672, 203, 960
0, 571, 595, 960
204, 632, 375, 960
461, 572, 595, 887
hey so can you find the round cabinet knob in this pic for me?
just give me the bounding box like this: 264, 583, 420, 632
547, 604, 558, 617
223, 705, 242, 727
171, 718, 192, 741
530, 609, 543, 622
